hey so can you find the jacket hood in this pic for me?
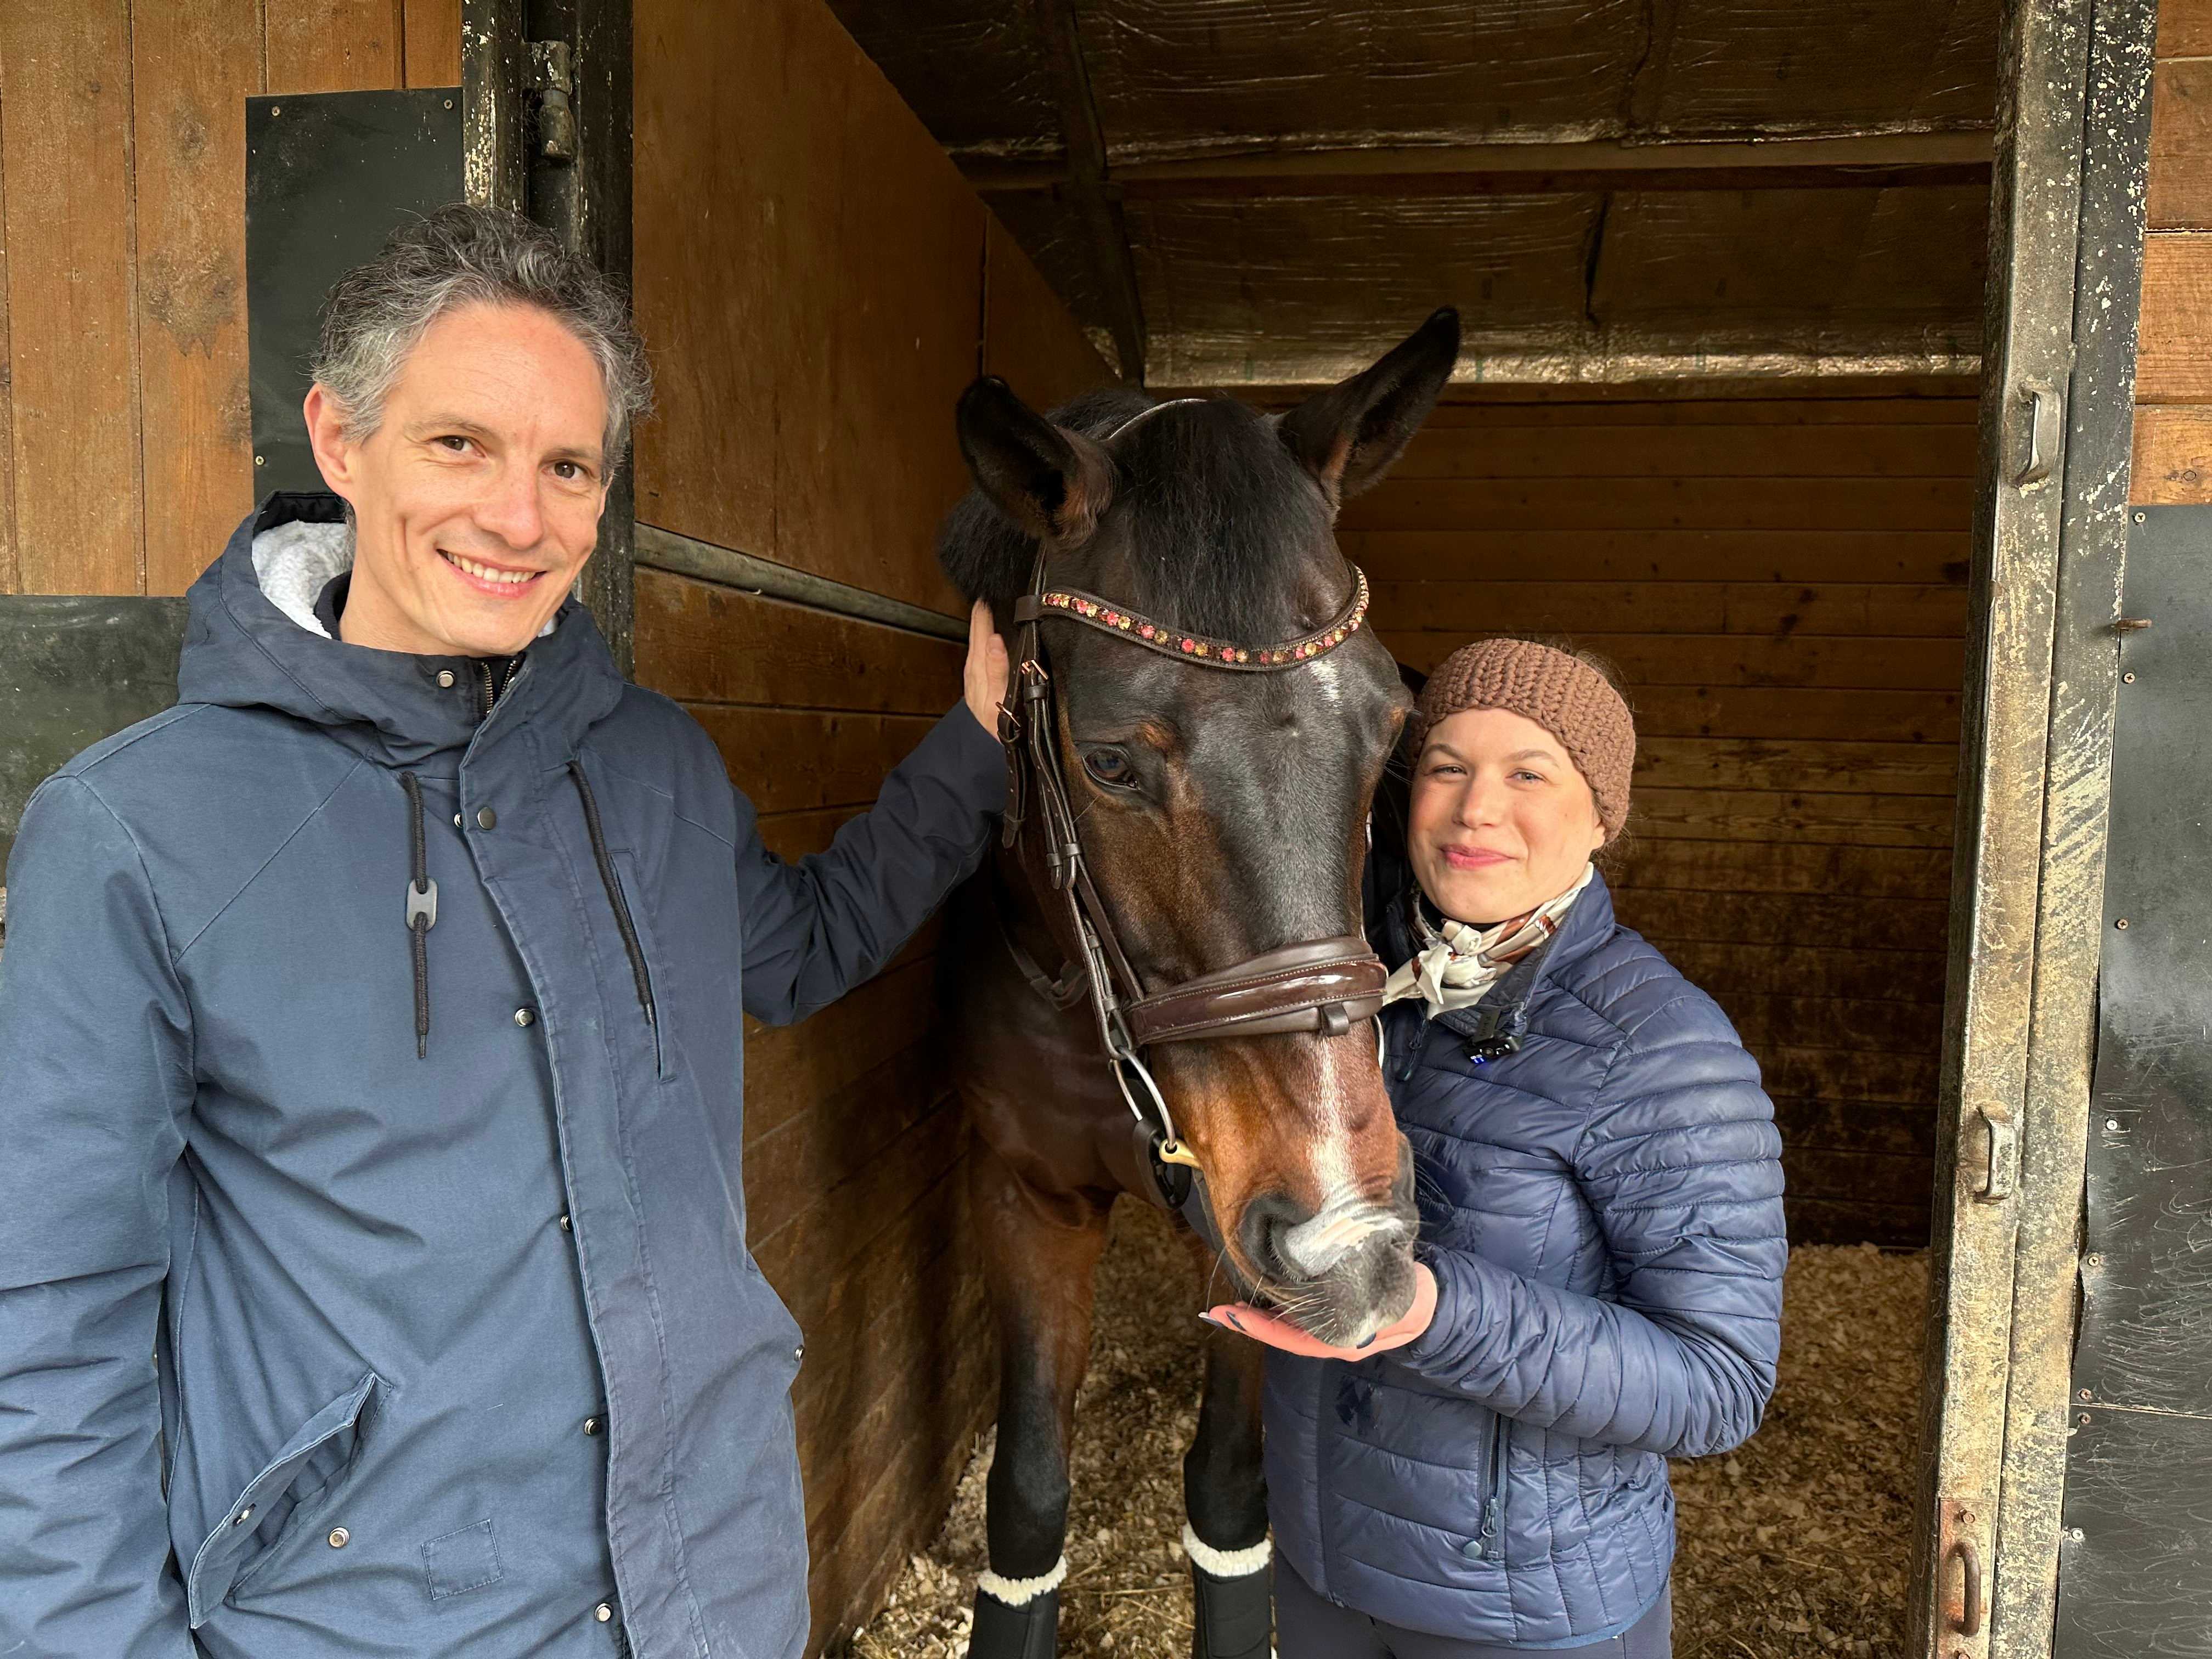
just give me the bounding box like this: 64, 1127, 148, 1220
178, 492, 624, 768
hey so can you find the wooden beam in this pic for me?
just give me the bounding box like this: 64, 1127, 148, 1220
1030, 0, 1145, 382
962, 133, 1996, 201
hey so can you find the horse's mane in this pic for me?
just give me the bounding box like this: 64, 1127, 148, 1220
938, 390, 1331, 641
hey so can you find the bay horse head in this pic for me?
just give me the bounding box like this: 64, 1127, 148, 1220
941, 309, 1461, 1346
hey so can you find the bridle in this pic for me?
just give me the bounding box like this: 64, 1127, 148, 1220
992, 486, 1390, 1232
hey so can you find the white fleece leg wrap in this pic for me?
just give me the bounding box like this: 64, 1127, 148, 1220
1182, 1522, 1272, 1579
976, 1554, 1069, 1608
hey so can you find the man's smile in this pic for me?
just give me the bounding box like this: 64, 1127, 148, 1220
439, 548, 546, 595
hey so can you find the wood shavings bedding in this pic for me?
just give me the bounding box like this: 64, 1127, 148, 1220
851, 1204, 1926, 1658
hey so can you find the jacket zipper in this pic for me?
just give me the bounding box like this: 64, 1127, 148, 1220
1476, 1414, 1508, 1560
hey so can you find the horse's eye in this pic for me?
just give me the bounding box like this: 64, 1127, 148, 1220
1081, 747, 1137, 789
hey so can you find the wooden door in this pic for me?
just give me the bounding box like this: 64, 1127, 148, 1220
1909, 1, 2154, 1655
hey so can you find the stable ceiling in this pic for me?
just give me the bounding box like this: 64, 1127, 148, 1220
827, 0, 1999, 386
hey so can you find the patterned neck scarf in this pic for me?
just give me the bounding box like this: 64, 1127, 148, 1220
1382, 864, 1595, 1018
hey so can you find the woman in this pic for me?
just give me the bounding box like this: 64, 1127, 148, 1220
1207, 637, 1787, 1657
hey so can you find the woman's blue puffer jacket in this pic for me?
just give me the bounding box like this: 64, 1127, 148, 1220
1264, 852, 1787, 1648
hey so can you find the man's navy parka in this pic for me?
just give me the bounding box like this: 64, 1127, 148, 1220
0, 495, 1005, 1657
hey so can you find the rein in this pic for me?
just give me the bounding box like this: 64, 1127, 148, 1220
994, 543, 1389, 1227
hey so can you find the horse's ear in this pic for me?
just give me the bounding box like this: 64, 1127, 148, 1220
1277, 308, 1460, 506
953, 376, 1115, 548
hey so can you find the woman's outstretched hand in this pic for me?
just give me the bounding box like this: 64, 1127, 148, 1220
963, 600, 1011, 734
1201, 1262, 1438, 1359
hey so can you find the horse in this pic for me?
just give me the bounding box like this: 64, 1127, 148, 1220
932, 309, 1463, 1659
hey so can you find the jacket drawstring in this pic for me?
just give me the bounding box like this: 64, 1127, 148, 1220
399, 772, 437, 1059
569, 760, 657, 1031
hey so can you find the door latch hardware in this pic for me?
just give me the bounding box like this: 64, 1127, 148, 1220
1972, 1107, 2017, 1203
2012, 382, 2062, 488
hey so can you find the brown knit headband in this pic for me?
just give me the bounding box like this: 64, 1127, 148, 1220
1412, 639, 1636, 840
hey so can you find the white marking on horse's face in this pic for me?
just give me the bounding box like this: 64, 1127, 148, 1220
1279, 1036, 1407, 1280
1307, 654, 1345, 711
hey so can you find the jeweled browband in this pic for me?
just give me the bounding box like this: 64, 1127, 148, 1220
1012, 564, 1370, 670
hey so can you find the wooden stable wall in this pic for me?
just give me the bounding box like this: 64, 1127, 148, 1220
0, 0, 462, 598
629, 0, 1109, 1646
1345, 392, 1976, 1248
2131, 1, 2212, 500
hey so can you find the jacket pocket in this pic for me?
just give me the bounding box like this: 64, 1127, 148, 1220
610, 850, 674, 1082
185, 1370, 379, 1627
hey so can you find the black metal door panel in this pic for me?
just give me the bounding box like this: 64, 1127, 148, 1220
2057, 503, 2212, 1657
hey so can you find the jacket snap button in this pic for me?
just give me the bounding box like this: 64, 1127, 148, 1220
515, 1006, 537, 1028
476, 807, 497, 830
453, 812, 463, 830
558, 1212, 572, 1232
436, 670, 456, 689
234, 1506, 254, 1526
328, 1527, 350, 1548
794, 1343, 805, 1363
583, 1415, 602, 1436
1460, 1538, 1486, 1560
594, 1602, 613, 1623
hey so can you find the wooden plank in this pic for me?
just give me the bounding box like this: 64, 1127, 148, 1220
2128, 404, 2212, 503
264, 0, 402, 94
1417, 397, 1979, 428
0, 86, 16, 593
1369, 580, 1968, 640
1658, 939, 1949, 1004
1340, 528, 1973, 587
1389, 421, 1981, 479
1721, 992, 1944, 1052
1773, 1096, 1940, 1157
402, 0, 461, 87
1336, 475, 1974, 534
632, 568, 964, 712
1, 0, 143, 595
2159, 0, 2212, 59
2148, 58, 2212, 229
1611, 684, 1961, 744
1610, 887, 1951, 950
752, 1097, 968, 1284
742, 957, 940, 1146
131, 0, 260, 596
745, 1040, 949, 1243
803, 1311, 994, 1632
686, 706, 939, 815
2134, 234, 2212, 403
1386, 630, 1967, 690
1629, 736, 1957, 797
1607, 839, 1954, 899
1755, 1045, 1940, 1105
1784, 1146, 1935, 1203
1626, 786, 1956, 848
1787, 1194, 1930, 1248
981, 213, 1113, 413
633, 0, 979, 616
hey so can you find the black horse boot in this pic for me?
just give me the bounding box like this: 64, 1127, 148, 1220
967, 1560, 1064, 1659
1184, 1529, 1272, 1659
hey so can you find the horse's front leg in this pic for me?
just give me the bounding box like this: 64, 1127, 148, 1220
966, 1138, 1112, 1659
1182, 1249, 1274, 1659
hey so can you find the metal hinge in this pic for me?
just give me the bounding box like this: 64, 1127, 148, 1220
530, 40, 576, 163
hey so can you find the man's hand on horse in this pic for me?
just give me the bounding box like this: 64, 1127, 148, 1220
1200, 1261, 1440, 1359
964, 600, 1011, 733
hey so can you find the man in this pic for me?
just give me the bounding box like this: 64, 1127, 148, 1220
0, 205, 1008, 1657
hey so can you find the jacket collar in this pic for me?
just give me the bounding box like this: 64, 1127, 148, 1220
178, 492, 625, 770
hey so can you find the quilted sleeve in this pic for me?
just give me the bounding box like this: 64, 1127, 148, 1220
1396, 992, 1787, 1457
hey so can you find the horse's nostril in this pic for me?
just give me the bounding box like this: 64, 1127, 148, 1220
1237, 1190, 1308, 1282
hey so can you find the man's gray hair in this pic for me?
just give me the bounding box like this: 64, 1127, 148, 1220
311, 203, 653, 464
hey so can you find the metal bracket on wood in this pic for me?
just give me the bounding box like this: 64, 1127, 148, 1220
531, 40, 577, 164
